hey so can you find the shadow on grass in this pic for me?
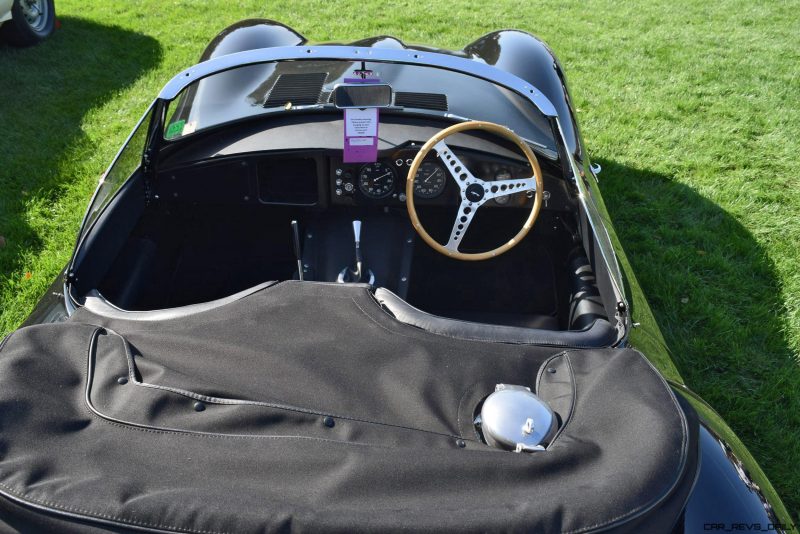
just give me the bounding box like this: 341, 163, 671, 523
596, 157, 800, 520
0, 16, 161, 320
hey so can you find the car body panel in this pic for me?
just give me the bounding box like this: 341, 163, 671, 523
676, 387, 796, 531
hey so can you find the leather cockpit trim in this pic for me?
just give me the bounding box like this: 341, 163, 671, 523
374, 287, 617, 348
81, 280, 278, 321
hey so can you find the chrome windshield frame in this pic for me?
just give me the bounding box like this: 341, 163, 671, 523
554, 116, 628, 313
157, 45, 559, 117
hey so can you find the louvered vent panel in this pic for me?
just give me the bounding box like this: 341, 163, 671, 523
394, 92, 448, 111
264, 73, 328, 107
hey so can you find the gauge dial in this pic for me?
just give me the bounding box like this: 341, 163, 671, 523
358, 162, 395, 199
413, 162, 447, 199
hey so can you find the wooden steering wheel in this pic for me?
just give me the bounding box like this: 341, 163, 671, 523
406, 121, 544, 261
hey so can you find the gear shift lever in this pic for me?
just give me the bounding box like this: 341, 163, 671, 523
352, 220, 363, 282
338, 219, 375, 285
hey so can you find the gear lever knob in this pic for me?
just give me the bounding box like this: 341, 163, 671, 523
352, 220, 361, 246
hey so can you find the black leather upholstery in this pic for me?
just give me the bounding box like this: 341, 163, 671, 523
374, 288, 618, 347
81, 281, 278, 321
430, 310, 559, 331
567, 251, 609, 331
374, 248, 617, 347
80, 254, 615, 348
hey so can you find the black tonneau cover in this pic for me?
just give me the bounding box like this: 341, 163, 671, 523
0, 282, 696, 533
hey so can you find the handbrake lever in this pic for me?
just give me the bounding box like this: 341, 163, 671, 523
290, 220, 303, 281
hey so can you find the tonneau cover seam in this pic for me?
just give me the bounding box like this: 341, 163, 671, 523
91, 327, 468, 442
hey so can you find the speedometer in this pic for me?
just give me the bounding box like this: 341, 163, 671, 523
358, 162, 395, 199
413, 162, 447, 199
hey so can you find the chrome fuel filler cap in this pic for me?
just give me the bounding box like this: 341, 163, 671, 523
477, 384, 556, 453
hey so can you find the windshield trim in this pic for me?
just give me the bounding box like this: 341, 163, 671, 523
158, 46, 558, 119
69, 101, 156, 256
553, 114, 628, 339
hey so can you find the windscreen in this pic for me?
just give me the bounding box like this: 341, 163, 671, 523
162, 60, 555, 152
76, 105, 153, 239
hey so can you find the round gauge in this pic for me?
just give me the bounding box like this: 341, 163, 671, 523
493, 169, 512, 205
358, 162, 395, 199
413, 162, 447, 199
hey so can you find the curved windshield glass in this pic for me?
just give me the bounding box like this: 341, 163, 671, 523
75, 105, 153, 239
163, 60, 555, 153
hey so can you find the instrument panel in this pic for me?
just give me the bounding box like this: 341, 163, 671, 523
330, 147, 535, 208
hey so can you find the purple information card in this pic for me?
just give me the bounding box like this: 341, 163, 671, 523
343, 107, 379, 163
342, 77, 380, 163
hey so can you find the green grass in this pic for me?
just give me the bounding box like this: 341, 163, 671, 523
1, 0, 798, 521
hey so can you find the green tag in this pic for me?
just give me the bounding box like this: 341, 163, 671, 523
165, 120, 186, 139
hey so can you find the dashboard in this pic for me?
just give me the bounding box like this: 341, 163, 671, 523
155, 115, 575, 212
156, 145, 573, 212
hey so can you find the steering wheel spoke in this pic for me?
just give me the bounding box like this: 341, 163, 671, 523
484, 176, 537, 201
445, 200, 479, 253
433, 141, 478, 190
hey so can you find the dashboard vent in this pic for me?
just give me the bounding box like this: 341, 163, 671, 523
265, 72, 327, 107
394, 92, 448, 111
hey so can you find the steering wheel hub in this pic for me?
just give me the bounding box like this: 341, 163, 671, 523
465, 183, 485, 202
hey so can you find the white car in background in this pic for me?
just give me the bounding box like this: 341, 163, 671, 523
0, 0, 55, 46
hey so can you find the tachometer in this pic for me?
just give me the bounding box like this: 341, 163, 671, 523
413, 162, 447, 199
358, 162, 395, 199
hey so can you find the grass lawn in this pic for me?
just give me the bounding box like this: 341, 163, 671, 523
1, 0, 798, 520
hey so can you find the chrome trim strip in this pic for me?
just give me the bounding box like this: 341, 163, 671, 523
157, 46, 558, 118
554, 116, 627, 312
